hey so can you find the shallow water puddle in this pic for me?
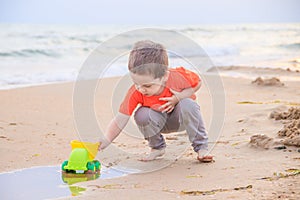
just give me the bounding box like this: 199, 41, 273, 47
0, 165, 128, 200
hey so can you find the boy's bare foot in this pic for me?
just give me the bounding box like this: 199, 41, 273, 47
197, 149, 214, 163
139, 148, 166, 162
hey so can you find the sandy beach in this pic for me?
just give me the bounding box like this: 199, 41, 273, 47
0, 66, 299, 199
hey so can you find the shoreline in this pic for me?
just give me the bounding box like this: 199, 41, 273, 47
1, 65, 300, 91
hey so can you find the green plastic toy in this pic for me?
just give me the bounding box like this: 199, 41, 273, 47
61, 140, 101, 173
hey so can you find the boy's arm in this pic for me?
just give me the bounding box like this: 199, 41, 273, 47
159, 81, 201, 113
173, 81, 201, 100
99, 112, 130, 150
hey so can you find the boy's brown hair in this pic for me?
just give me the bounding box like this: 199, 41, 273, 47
128, 40, 169, 79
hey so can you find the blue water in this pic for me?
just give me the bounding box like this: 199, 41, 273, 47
0, 23, 299, 89
0, 165, 128, 200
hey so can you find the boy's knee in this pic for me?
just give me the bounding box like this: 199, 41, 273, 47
134, 107, 151, 126
178, 98, 199, 113
134, 107, 167, 128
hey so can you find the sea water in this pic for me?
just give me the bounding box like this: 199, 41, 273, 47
0, 23, 299, 89
0, 165, 129, 200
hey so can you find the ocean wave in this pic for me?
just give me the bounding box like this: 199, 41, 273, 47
178, 24, 300, 33
278, 43, 300, 50
178, 27, 213, 33
67, 36, 102, 43
0, 48, 61, 58
204, 45, 240, 57
1, 23, 299, 90
167, 45, 239, 58
0, 71, 77, 89
0, 65, 128, 89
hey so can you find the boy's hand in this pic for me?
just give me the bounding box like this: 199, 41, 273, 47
98, 138, 110, 151
159, 89, 180, 113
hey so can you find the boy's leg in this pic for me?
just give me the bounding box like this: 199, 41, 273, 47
160, 99, 212, 162
177, 98, 208, 153
134, 107, 167, 150
160, 105, 182, 133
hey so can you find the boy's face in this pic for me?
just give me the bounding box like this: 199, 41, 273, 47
130, 73, 165, 96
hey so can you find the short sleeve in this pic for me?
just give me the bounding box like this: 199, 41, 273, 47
178, 67, 200, 87
119, 86, 142, 116
168, 67, 200, 91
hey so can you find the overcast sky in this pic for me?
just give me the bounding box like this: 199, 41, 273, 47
1, 0, 299, 25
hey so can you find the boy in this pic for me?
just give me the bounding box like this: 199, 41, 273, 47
99, 40, 213, 162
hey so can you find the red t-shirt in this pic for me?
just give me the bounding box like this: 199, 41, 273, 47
119, 67, 200, 115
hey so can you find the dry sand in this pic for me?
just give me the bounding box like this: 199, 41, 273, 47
0, 67, 299, 199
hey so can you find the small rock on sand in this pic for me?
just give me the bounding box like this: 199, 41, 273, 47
252, 77, 284, 86
249, 134, 276, 149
